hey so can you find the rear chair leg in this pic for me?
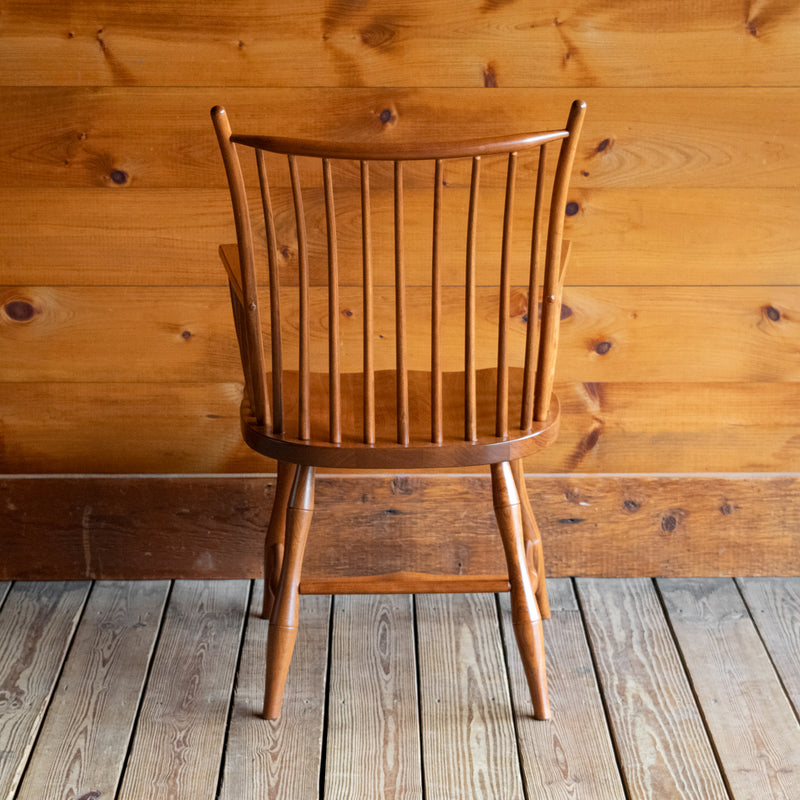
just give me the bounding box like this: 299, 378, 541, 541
262, 461, 298, 619
511, 459, 550, 620
492, 461, 551, 720
263, 464, 315, 720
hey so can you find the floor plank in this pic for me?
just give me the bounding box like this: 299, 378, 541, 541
659, 577, 800, 799
0, 583, 9, 606
500, 579, 626, 799
576, 578, 728, 800
116, 580, 250, 800
737, 577, 800, 717
15, 581, 170, 800
416, 592, 524, 800
0, 581, 91, 799
325, 594, 422, 800
219, 583, 330, 800
4, 578, 798, 798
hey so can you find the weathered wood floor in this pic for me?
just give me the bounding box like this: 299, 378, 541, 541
1, 578, 799, 799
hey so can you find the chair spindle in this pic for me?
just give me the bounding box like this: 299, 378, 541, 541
496, 152, 517, 438
322, 158, 341, 444
256, 150, 284, 433
394, 160, 410, 447
521, 144, 547, 431
361, 161, 376, 445
289, 154, 311, 440
465, 156, 481, 443
431, 159, 444, 444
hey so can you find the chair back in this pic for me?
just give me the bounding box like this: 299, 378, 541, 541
212, 101, 586, 450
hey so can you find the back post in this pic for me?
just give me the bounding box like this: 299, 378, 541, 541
533, 100, 587, 423
211, 106, 270, 429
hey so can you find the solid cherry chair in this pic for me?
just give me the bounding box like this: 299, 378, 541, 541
212, 99, 586, 721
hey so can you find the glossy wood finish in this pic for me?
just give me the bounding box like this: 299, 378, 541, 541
213, 101, 585, 719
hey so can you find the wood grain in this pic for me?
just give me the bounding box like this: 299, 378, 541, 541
737, 577, 800, 715
219, 583, 330, 800
5, 187, 798, 287
324, 595, 422, 799
4, 2, 799, 88
2, 286, 798, 383
416, 593, 523, 800
576, 578, 728, 799
117, 580, 249, 800
658, 577, 800, 799
2, 0, 799, 566
1, 380, 799, 474
3, 88, 800, 190
15, 581, 169, 800
499, 580, 625, 799
0, 582, 91, 799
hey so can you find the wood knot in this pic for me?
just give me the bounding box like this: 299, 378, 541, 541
390, 476, 413, 496
378, 106, 398, 127
565, 201, 579, 216
763, 305, 780, 322
483, 62, 498, 87
109, 169, 128, 185
660, 509, 686, 534
4, 299, 36, 322
360, 20, 396, 49
593, 340, 612, 355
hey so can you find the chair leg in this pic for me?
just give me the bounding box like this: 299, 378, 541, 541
491, 461, 551, 720
511, 459, 551, 620
263, 464, 315, 720
262, 461, 298, 620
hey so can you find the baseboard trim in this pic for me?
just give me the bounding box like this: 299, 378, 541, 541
2, 474, 797, 580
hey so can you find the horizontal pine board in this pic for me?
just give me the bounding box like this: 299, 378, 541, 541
3, 88, 800, 189
3, 1, 799, 87
2, 286, 797, 382
3, 187, 799, 287
1, 381, 798, 474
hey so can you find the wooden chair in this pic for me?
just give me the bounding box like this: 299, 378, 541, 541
211, 100, 586, 721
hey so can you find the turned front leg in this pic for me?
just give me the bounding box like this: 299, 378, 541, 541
263, 464, 314, 720
262, 461, 298, 620
491, 461, 551, 720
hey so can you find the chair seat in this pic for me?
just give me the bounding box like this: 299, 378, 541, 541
241, 367, 559, 469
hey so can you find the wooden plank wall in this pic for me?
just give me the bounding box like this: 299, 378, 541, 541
1, 1, 798, 578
